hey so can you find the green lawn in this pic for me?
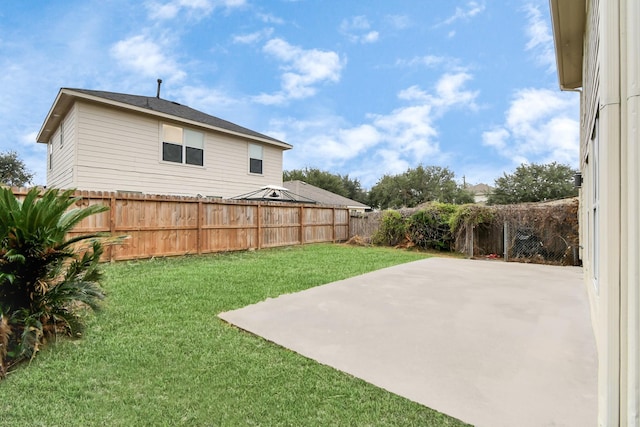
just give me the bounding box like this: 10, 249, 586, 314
0, 244, 469, 426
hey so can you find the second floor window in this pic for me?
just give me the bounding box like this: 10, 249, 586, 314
249, 144, 263, 174
162, 124, 204, 166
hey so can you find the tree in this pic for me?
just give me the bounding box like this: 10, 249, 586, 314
367, 165, 474, 210
283, 167, 368, 204
340, 174, 368, 204
487, 162, 578, 205
0, 151, 34, 187
0, 188, 113, 374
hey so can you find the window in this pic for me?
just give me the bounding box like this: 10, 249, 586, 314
162, 124, 204, 166
249, 144, 263, 174
48, 140, 53, 170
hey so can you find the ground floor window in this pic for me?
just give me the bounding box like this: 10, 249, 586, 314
162, 124, 204, 166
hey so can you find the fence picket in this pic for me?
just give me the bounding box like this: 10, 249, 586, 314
9, 187, 350, 261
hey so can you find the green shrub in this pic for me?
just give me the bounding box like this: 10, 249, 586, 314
448, 204, 495, 232
407, 203, 458, 251
372, 210, 406, 246
0, 187, 111, 375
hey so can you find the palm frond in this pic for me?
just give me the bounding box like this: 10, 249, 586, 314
0, 188, 110, 371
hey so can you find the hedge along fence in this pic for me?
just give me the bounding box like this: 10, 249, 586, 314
10, 188, 350, 261
456, 198, 580, 265
351, 198, 580, 266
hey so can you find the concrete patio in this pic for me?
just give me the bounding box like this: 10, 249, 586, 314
218, 257, 597, 427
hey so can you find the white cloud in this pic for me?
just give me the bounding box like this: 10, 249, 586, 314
340, 16, 380, 44
396, 55, 445, 68
370, 104, 439, 160
277, 71, 479, 186
257, 13, 284, 24
396, 73, 478, 110
110, 35, 187, 82
434, 72, 479, 108
482, 128, 509, 150
523, 3, 555, 71
437, 1, 485, 26
482, 88, 579, 167
252, 92, 288, 105
174, 85, 239, 110
395, 55, 466, 73
253, 38, 345, 105
362, 31, 380, 43
373, 149, 411, 176
233, 28, 274, 44
385, 14, 411, 30
146, 0, 245, 20
397, 85, 430, 102
344, 15, 371, 31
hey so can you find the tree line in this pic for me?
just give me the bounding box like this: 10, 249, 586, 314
284, 162, 578, 209
1, 151, 578, 208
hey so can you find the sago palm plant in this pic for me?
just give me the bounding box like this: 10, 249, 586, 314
0, 187, 110, 375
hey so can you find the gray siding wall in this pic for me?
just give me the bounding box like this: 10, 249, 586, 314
68, 101, 284, 198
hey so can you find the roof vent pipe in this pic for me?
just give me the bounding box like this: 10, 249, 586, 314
156, 79, 162, 98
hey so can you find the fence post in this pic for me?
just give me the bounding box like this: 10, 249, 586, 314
299, 205, 305, 245
197, 200, 203, 255
352, 214, 356, 238
332, 207, 336, 243
109, 195, 117, 262
503, 221, 509, 262
257, 204, 262, 249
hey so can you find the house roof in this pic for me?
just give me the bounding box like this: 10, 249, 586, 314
549, 0, 585, 90
467, 183, 493, 194
36, 88, 292, 149
283, 180, 371, 210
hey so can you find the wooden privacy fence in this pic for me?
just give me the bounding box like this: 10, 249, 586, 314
11, 188, 350, 261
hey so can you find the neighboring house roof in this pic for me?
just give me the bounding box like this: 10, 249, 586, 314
468, 183, 493, 195
549, 0, 585, 90
283, 180, 371, 210
231, 185, 317, 204
36, 88, 292, 149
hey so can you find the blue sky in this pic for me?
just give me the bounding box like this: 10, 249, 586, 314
0, 0, 579, 189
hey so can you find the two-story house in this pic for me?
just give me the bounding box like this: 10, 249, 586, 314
36, 88, 292, 198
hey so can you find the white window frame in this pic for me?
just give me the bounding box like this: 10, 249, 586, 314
160, 124, 204, 167
248, 143, 263, 175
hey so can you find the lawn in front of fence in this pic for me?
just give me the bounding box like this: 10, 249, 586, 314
0, 244, 468, 427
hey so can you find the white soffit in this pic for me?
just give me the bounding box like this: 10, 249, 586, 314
549, 0, 586, 90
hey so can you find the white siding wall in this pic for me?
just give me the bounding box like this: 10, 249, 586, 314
47, 104, 77, 189
562, 0, 640, 423
580, 0, 640, 424
581, 0, 601, 346
589, 0, 623, 424
623, 0, 640, 423
71, 101, 284, 198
